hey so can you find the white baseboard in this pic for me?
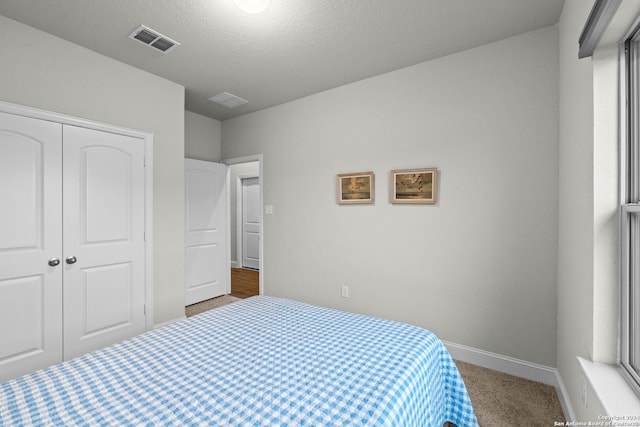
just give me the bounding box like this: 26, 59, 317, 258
443, 340, 558, 384
231, 260, 240, 268
443, 340, 575, 421
555, 369, 577, 422
154, 315, 186, 330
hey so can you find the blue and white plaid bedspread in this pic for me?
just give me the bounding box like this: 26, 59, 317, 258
1, 296, 478, 426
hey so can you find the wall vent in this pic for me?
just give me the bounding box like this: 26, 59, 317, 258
129, 25, 180, 54
208, 92, 249, 109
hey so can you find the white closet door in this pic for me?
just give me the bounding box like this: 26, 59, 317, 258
0, 112, 63, 382
62, 125, 146, 360
185, 159, 229, 305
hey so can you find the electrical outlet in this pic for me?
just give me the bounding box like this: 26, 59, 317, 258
581, 377, 587, 408
341, 285, 350, 298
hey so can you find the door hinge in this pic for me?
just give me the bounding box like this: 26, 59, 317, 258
144, 230, 147, 241
144, 157, 147, 167
143, 304, 146, 315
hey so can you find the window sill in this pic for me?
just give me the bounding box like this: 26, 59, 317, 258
578, 357, 640, 417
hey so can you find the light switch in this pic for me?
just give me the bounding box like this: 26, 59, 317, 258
265, 205, 274, 215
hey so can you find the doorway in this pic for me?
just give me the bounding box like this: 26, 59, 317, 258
224, 155, 263, 296
241, 177, 260, 270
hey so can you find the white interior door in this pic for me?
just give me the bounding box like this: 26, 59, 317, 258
62, 125, 146, 360
242, 177, 260, 270
185, 159, 229, 305
0, 112, 63, 382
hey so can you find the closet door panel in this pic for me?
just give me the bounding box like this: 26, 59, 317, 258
0, 111, 63, 382
62, 125, 146, 360
82, 262, 132, 334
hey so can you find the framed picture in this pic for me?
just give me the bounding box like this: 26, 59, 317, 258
391, 168, 438, 204
337, 171, 374, 204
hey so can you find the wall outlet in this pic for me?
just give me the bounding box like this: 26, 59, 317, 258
341, 285, 350, 298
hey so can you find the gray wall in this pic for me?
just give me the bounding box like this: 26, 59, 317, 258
185, 111, 221, 162
557, 0, 621, 419
0, 15, 186, 325
222, 27, 559, 366
557, 0, 598, 417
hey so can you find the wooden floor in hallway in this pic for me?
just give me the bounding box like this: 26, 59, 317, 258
231, 267, 259, 299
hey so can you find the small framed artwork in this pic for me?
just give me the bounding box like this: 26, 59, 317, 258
391, 168, 438, 204
337, 171, 375, 204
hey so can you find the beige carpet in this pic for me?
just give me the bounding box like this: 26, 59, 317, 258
185, 296, 566, 426
455, 360, 566, 426
185, 294, 242, 317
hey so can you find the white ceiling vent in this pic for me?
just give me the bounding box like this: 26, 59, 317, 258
129, 25, 180, 54
209, 92, 249, 109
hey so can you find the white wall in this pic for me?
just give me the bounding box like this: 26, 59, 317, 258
222, 27, 559, 366
557, 0, 597, 417
0, 15, 186, 325
185, 110, 221, 162
557, 0, 622, 420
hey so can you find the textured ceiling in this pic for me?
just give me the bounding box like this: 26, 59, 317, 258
0, 0, 564, 121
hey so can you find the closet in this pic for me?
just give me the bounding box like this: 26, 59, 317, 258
0, 107, 150, 382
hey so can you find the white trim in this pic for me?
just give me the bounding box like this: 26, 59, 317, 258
236, 175, 242, 267
578, 357, 640, 417
225, 164, 232, 296
144, 134, 154, 332
443, 340, 573, 421
555, 368, 577, 422
0, 100, 155, 332
223, 154, 262, 166
223, 154, 264, 295
231, 260, 241, 268
443, 340, 558, 385
154, 315, 186, 330
0, 100, 151, 140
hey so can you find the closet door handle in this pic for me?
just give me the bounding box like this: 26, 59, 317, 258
65, 256, 77, 265
48, 258, 60, 267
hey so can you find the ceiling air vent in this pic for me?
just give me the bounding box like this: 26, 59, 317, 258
209, 92, 249, 109
129, 25, 180, 54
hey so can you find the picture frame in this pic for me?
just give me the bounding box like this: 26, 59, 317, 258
337, 171, 374, 204
391, 168, 438, 204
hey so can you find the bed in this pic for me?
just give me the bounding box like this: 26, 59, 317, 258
0, 296, 478, 426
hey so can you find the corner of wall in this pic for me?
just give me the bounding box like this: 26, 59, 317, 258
185, 110, 222, 162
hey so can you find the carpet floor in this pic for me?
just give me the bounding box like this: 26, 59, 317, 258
455, 360, 565, 426
185, 294, 242, 317
185, 295, 567, 426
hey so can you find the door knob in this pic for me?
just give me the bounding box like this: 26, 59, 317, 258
48, 258, 60, 267
65, 256, 77, 265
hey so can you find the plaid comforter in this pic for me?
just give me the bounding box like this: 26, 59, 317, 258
1, 296, 478, 426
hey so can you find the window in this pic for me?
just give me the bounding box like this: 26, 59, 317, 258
622, 28, 640, 392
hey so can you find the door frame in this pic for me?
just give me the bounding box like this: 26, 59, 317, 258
223, 154, 264, 295
236, 174, 259, 269
0, 100, 155, 331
